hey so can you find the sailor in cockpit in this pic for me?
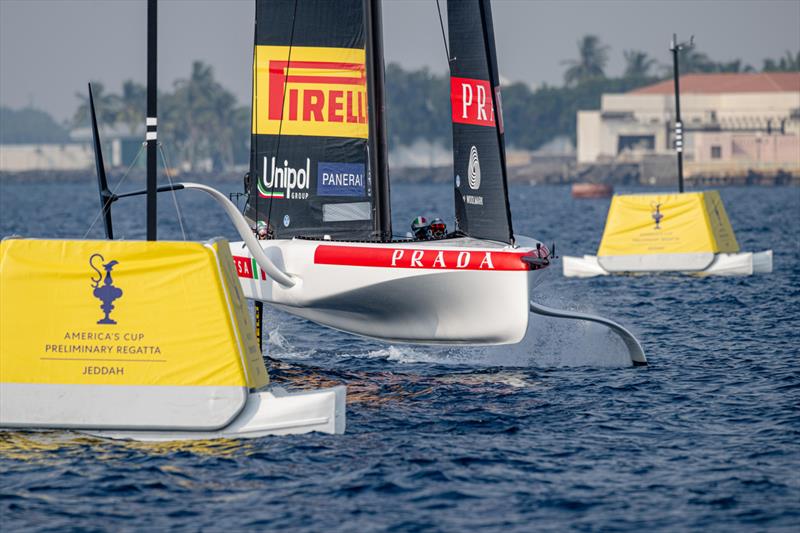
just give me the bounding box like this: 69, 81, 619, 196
411, 216, 447, 240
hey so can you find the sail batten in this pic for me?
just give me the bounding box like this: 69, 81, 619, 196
246, 0, 383, 240
448, 0, 514, 244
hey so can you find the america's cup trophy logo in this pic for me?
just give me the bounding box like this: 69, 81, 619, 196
651, 202, 664, 229
89, 253, 123, 325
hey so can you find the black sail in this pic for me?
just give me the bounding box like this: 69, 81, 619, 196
246, 0, 385, 239
447, 0, 514, 244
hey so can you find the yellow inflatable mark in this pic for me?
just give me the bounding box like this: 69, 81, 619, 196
0, 239, 267, 389
598, 191, 739, 257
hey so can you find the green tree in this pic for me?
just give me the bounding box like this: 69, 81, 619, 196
763, 50, 800, 71
714, 59, 754, 73
675, 48, 715, 73
161, 61, 237, 171
230, 105, 252, 166
0, 106, 70, 144
116, 80, 146, 135
385, 63, 450, 150
666, 48, 755, 75
623, 50, 656, 78
562, 35, 609, 86
72, 81, 119, 128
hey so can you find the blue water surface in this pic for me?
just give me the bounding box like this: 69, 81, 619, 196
1, 177, 799, 531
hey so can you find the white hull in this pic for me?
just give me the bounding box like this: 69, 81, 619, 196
563, 250, 773, 278
83, 385, 346, 442
230, 236, 547, 345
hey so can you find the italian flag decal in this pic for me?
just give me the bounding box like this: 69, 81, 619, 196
232, 255, 266, 280
257, 182, 285, 198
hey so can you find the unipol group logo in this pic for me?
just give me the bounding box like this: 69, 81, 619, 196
253, 45, 368, 139
89, 253, 123, 325
258, 157, 311, 200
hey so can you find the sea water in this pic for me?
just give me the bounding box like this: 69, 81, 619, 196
1, 178, 798, 530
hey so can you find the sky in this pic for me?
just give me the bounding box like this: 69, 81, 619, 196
1, 0, 799, 123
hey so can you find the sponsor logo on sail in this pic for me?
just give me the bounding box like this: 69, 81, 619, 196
258, 156, 311, 200
317, 162, 366, 197
463, 146, 484, 205
450, 77, 497, 127
253, 45, 368, 139
468, 146, 481, 190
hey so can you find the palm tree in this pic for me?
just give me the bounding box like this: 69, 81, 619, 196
714, 59, 754, 73
623, 50, 656, 78
562, 35, 609, 86
72, 81, 119, 128
162, 61, 238, 171
116, 80, 146, 135
781, 50, 800, 70
763, 50, 800, 72
677, 48, 715, 74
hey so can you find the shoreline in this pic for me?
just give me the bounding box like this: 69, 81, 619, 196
2, 167, 798, 186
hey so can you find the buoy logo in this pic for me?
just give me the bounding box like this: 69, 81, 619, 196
468, 146, 481, 190
89, 253, 123, 325
651, 202, 664, 229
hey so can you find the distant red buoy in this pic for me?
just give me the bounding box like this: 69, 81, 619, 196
571, 183, 613, 199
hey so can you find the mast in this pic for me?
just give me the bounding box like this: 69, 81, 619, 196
477, 0, 513, 241
146, 0, 158, 240
670, 33, 691, 194
88, 83, 114, 240
365, 0, 391, 240
447, 0, 513, 244
247, 0, 383, 241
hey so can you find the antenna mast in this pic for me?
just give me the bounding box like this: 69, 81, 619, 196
670, 33, 693, 193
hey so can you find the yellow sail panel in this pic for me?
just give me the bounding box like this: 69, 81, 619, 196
597, 192, 740, 257
0, 239, 257, 387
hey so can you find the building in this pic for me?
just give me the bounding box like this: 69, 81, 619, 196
0, 126, 143, 173
0, 143, 94, 172
577, 72, 800, 179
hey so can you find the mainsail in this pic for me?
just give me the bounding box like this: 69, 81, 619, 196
246, 0, 390, 240
448, 0, 514, 244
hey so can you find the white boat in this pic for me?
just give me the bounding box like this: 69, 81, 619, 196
135, 0, 644, 362
211, 0, 646, 361
230, 236, 545, 345
103, 0, 647, 360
